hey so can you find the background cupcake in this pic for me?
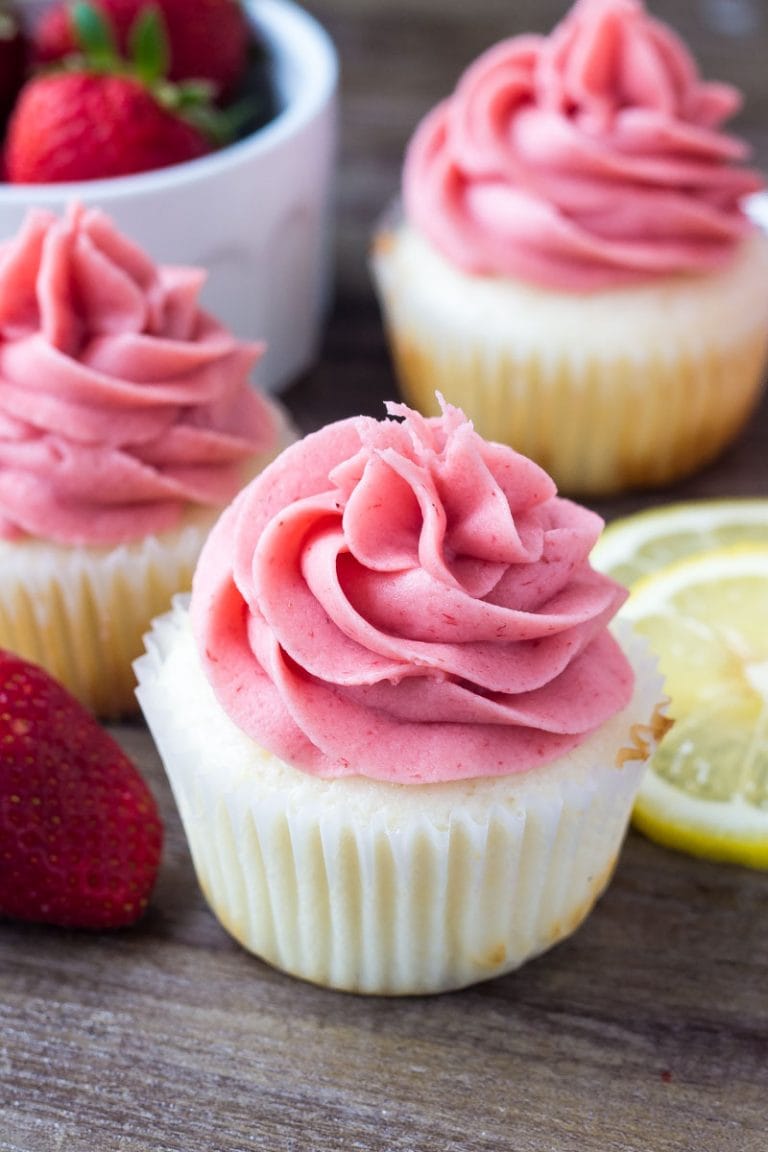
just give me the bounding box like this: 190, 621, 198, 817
137, 399, 664, 996
371, 0, 768, 496
0, 203, 289, 717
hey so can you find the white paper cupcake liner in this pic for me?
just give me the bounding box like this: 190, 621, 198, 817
136, 598, 665, 995
371, 223, 768, 496
0, 516, 214, 717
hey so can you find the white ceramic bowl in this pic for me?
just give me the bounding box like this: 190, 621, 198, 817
3, 0, 339, 393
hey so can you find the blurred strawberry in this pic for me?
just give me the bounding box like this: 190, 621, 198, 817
0, 1, 28, 125
5, 2, 241, 183
0, 649, 163, 929
6, 71, 211, 182
35, 0, 250, 100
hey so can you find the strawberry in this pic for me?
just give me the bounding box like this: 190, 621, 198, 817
4, 3, 240, 184
5, 71, 211, 182
0, 1, 28, 126
0, 649, 163, 929
35, 0, 250, 101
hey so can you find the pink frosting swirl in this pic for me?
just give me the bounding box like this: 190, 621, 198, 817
404, 0, 764, 290
0, 205, 277, 545
191, 400, 634, 784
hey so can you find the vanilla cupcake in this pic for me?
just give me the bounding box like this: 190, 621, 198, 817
136, 398, 665, 995
0, 203, 289, 717
371, 0, 768, 496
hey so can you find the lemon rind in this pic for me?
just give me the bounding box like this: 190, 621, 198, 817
633, 771, 768, 870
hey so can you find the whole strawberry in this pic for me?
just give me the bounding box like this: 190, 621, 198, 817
0, 1, 28, 125
5, 2, 234, 184
35, 0, 249, 100
0, 649, 163, 929
6, 71, 210, 182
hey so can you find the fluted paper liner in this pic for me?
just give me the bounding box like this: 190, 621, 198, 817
136, 598, 664, 995
371, 222, 768, 496
0, 514, 215, 717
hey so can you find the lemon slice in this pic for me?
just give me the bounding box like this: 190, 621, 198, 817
591, 498, 768, 587
621, 544, 768, 868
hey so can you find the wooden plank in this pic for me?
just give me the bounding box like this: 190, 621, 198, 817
2, 2, 768, 1148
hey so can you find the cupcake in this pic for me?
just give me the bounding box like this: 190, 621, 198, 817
0, 203, 289, 718
371, 0, 768, 496
136, 398, 665, 995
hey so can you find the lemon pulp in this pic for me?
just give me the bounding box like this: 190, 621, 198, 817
592, 498, 768, 587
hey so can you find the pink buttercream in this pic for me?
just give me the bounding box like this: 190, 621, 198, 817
403, 0, 764, 290
191, 399, 634, 784
0, 205, 276, 545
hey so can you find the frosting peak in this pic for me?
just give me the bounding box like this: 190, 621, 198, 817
404, 0, 763, 290
192, 399, 634, 784
539, 0, 739, 129
0, 205, 277, 545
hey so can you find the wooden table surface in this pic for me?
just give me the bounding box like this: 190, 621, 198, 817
3, 2, 768, 1149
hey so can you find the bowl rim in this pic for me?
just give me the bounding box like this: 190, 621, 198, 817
1, 0, 338, 201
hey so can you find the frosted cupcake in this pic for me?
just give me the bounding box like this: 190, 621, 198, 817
372, 0, 768, 496
0, 203, 288, 718
136, 398, 665, 995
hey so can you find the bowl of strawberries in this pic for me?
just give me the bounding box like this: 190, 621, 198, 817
0, 0, 338, 392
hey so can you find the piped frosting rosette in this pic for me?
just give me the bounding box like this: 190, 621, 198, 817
404, 0, 763, 290
0, 203, 277, 546
192, 398, 634, 783
0, 203, 282, 716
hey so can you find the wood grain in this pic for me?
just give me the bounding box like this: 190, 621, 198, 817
2, 1, 768, 1149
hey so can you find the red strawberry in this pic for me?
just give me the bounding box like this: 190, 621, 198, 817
0, 649, 163, 929
35, 0, 250, 101
0, 1, 28, 125
5, 70, 211, 183
4, 3, 241, 184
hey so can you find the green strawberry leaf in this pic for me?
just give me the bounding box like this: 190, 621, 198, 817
170, 80, 217, 108
129, 4, 170, 86
154, 77, 255, 148
180, 96, 261, 148
70, 0, 117, 66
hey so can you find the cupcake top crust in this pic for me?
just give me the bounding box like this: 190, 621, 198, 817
191, 399, 634, 784
403, 0, 764, 291
0, 204, 277, 546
